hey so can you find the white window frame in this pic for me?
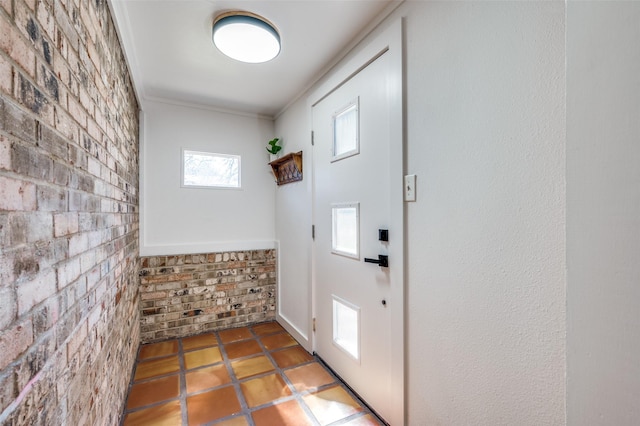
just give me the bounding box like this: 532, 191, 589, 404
331, 97, 360, 162
332, 295, 361, 363
181, 149, 241, 190
331, 202, 360, 259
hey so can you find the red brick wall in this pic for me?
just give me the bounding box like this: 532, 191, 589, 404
0, 0, 139, 423
139, 250, 276, 343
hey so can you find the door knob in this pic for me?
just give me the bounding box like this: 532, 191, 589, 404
364, 255, 388, 268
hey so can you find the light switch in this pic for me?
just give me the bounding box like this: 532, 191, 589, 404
404, 174, 416, 202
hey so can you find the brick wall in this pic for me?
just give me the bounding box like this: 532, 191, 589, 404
139, 250, 276, 343
0, 0, 139, 423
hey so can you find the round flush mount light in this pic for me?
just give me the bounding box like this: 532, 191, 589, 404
212, 11, 281, 63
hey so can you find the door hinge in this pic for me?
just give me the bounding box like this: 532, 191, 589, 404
311, 130, 315, 146
312, 225, 315, 240
313, 317, 316, 332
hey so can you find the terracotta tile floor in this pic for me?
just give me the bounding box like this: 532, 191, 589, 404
122, 322, 385, 426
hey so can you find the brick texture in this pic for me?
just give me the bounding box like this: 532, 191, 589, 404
0, 0, 139, 423
139, 250, 276, 343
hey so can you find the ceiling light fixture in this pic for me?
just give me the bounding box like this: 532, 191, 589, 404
212, 11, 281, 64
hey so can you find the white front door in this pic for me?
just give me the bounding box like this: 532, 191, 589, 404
312, 31, 403, 424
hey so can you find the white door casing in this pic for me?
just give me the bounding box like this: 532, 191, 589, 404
310, 19, 404, 426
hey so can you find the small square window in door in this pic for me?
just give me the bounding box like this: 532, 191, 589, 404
332, 98, 359, 162
332, 296, 360, 362
331, 203, 359, 259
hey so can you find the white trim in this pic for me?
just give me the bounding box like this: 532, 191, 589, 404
274, 0, 405, 120
140, 240, 276, 257
106, 0, 146, 104
385, 19, 406, 426
277, 313, 311, 352
139, 109, 147, 257
142, 95, 275, 121
275, 239, 313, 351
107, 1, 276, 120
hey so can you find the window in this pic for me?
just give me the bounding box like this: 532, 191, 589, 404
182, 150, 241, 189
333, 296, 360, 361
331, 203, 359, 259
332, 98, 359, 162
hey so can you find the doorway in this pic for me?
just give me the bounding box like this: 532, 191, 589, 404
310, 20, 404, 426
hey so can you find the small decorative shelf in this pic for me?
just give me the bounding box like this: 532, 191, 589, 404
269, 151, 303, 185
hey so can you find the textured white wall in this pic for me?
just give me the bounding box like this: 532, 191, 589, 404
141, 100, 276, 255
566, 2, 640, 424
403, 2, 566, 424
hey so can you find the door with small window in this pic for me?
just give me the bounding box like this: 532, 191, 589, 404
312, 40, 403, 425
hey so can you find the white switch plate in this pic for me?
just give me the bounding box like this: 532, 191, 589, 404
404, 174, 416, 202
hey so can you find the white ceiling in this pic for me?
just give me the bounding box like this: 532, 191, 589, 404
109, 0, 400, 118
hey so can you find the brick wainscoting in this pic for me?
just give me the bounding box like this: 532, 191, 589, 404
0, 0, 140, 423
139, 250, 276, 343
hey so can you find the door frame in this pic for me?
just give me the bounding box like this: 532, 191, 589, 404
308, 18, 404, 425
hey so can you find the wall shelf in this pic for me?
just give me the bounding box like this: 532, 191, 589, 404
269, 151, 303, 185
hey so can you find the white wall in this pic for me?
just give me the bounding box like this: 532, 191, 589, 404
275, 1, 567, 424
273, 100, 313, 346
566, 2, 640, 424
403, 2, 566, 424
141, 100, 276, 255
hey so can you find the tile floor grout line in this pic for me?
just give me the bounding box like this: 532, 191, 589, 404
251, 324, 331, 425
121, 342, 183, 420
242, 325, 301, 424
123, 365, 179, 385
248, 331, 298, 413
247, 328, 384, 425
121, 396, 178, 415
179, 360, 343, 409
216, 329, 254, 426
185, 330, 252, 426
239, 335, 273, 426
118, 344, 142, 426
260, 337, 323, 426
329, 411, 384, 426
177, 338, 189, 426
229, 325, 301, 424
122, 322, 385, 426
315, 354, 388, 425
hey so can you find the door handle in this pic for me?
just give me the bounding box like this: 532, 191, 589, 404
364, 255, 388, 268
